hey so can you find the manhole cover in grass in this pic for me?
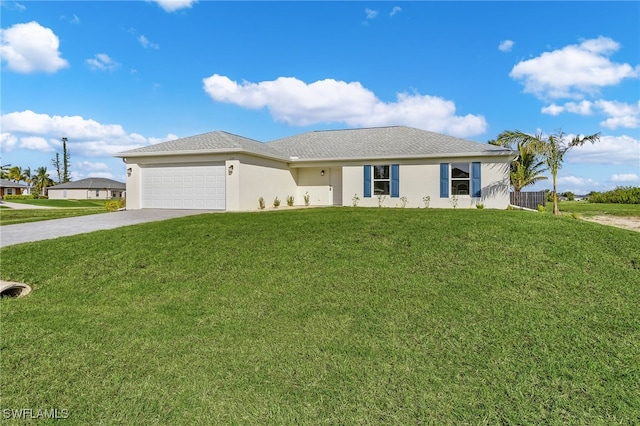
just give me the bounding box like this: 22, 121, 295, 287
0, 281, 32, 298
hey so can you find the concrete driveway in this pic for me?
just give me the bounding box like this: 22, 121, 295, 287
0, 209, 214, 248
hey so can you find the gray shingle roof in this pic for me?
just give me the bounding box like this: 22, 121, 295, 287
0, 179, 27, 188
116, 131, 287, 160
268, 126, 513, 161
115, 126, 513, 161
50, 178, 125, 190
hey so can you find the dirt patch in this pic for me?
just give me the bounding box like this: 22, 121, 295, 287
582, 215, 640, 233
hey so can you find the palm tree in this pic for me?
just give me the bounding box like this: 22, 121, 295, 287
32, 166, 54, 197
489, 132, 548, 193
0, 163, 10, 179
494, 130, 600, 215
23, 167, 33, 194
7, 166, 25, 184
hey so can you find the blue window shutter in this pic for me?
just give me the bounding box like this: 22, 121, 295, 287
391, 164, 399, 197
440, 163, 449, 198
472, 162, 481, 197
364, 165, 371, 198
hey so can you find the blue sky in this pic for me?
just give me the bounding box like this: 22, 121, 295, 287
1, 1, 639, 194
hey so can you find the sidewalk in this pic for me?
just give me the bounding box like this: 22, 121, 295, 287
0, 209, 213, 248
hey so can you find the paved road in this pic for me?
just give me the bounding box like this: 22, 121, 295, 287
0, 209, 214, 248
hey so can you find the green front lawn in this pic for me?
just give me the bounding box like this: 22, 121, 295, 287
2, 199, 108, 208
0, 208, 107, 226
1, 208, 639, 424
556, 200, 640, 217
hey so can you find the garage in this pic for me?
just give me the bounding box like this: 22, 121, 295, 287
141, 165, 225, 210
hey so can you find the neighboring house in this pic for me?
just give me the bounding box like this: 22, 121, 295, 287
0, 179, 28, 198
115, 126, 515, 211
47, 178, 126, 200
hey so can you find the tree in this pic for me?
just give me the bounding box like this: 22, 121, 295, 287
7, 166, 26, 184
52, 153, 62, 184
489, 132, 548, 192
495, 130, 600, 215
62, 137, 70, 183
32, 167, 54, 197
0, 163, 11, 179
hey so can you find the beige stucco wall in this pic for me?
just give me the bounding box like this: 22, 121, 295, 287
123, 153, 297, 211
122, 153, 511, 211
342, 157, 511, 209
295, 167, 343, 206
48, 188, 122, 200
237, 156, 297, 210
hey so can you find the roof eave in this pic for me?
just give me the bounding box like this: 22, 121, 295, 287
115, 148, 289, 162
288, 150, 515, 164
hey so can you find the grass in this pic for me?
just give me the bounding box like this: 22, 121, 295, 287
0, 199, 110, 225
1, 208, 639, 424
2, 199, 108, 208
0, 208, 107, 226
556, 200, 640, 217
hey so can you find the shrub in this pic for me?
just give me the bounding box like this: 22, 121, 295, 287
450, 195, 458, 209
258, 197, 265, 210
273, 196, 281, 208
352, 194, 360, 207
303, 192, 310, 206
105, 199, 125, 212
588, 186, 640, 204
537, 204, 546, 213
3, 194, 36, 200
400, 196, 408, 208
475, 203, 484, 209
376, 195, 386, 208
422, 196, 431, 208
286, 195, 295, 207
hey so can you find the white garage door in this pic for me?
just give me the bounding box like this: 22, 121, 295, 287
141, 165, 226, 210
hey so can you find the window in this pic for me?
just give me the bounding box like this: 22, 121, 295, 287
364, 165, 399, 198
373, 165, 390, 195
7, 188, 13, 195
451, 163, 470, 195
440, 162, 481, 198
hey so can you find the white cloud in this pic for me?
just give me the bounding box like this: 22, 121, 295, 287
556, 175, 601, 194
558, 175, 594, 186
202, 74, 487, 137
60, 14, 80, 24
0, 21, 69, 73
540, 104, 564, 116
365, 8, 378, 20
596, 100, 640, 129
85, 53, 120, 72
0, 132, 18, 152
510, 36, 639, 99
150, 0, 197, 12
20, 136, 54, 152
541, 100, 639, 129
611, 173, 639, 183
1, 2, 26, 12
390, 6, 402, 17
498, 40, 514, 52
74, 161, 110, 172
138, 35, 159, 49
567, 134, 640, 165
1, 110, 179, 157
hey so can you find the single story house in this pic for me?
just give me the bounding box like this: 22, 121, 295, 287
47, 177, 126, 200
0, 179, 28, 198
115, 126, 515, 211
